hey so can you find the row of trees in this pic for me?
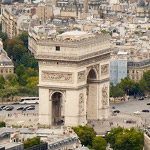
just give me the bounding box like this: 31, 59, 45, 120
110, 70, 150, 98
3, 32, 38, 70
0, 65, 38, 100
0, 29, 39, 99
73, 126, 144, 150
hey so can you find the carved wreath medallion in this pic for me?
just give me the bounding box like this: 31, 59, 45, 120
101, 64, 109, 75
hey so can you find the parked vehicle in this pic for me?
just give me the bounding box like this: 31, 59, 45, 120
19, 97, 39, 104
139, 97, 144, 100
6, 107, 13, 111
147, 103, 150, 105
17, 107, 24, 110
134, 111, 140, 115
142, 110, 149, 112
26, 107, 35, 110
113, 110, 120, 113
0, 106, 5, 109
144, 95, 148, 98
3, 106, 10, 110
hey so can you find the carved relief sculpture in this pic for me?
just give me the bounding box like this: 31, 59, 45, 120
102, 85, 108, 105
101, 64, 109, 75
42, 71, 73, 83
79, 93, 84, 114
78, 71, 86, 82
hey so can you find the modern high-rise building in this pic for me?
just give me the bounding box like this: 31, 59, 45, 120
110, 51, 127, 86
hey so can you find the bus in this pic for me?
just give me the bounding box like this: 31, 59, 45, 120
19, 97, 39, 104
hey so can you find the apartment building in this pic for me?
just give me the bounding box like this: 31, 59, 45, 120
1, 4, 53, 38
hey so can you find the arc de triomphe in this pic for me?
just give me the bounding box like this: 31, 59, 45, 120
29, 30, 111, 126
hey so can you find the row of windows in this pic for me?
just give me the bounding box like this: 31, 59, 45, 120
0, 69, 12, 74
127, 70, 139, 73
110, 70, 126, 73
131, 76, 139, 80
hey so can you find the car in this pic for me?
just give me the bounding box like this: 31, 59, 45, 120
26, 107, 35, 110
24, 105, 35, 109
142, 110, 149, 112
139, 97, 144, 100
147, 103, 150, 105
3, 106, 14, 110
3, 106, 10, 110
145, 95, 148, 98
0, 108, 2, 111
17, 107, 24, 110
113, 110, 120, 113
0, 105, 6, 109
6, 107, 13, 111
134, 111, 140, 115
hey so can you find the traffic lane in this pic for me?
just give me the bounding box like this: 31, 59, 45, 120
0, 104, 39, 115
110, 98, 150, 124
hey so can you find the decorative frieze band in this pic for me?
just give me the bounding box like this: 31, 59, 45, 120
42, 71, 73, 83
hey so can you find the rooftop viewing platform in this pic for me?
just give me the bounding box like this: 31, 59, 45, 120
28, 27, 111, 61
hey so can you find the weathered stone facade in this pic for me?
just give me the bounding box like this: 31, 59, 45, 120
29, 30, 111, 126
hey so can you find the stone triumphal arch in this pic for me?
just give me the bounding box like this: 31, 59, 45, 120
29, 30, 111, 126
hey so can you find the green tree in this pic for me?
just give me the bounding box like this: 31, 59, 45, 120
142, 71, 150, 90
0, 121, 5, 127
23, 137, 40, 149
139, 78, 148, 94
21, 53, 38, 69
15, 64, 26, 85
5, 39, 24, 57
27, 76, 38, 88
105, 127, 144, 150
16, 31, 28, 48
119, 78, 135, 95
0, 86, 18, 101
6, 74, 18, 86
13, 44, 27, 61
110, 85, 125, 97
92, 136, 107, 150
0, 75, 6, 89
105, 126, 123, 148
0, 31, 8, 42
72, 126, 96, 148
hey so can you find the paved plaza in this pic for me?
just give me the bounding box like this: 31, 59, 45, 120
0, 98, 150, 134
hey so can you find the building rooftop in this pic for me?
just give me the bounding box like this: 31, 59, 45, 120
0, 142, 23, 149
57, 31, 95, 41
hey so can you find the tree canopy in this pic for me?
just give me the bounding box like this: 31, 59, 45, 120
105, 127, 144, 150
92, 136, 107, 150
23, 137, 40, 149
110, 71, 150, 98
72, 126, 96, 148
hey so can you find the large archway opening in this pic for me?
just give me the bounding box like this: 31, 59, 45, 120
52, 92, 64, 125
86, 69, 98, 120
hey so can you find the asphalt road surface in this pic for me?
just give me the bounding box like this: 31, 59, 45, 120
110, 97, 150, 126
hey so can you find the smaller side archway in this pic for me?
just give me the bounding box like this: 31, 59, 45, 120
86, 68, 98, 120
51, 92, 64, 125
